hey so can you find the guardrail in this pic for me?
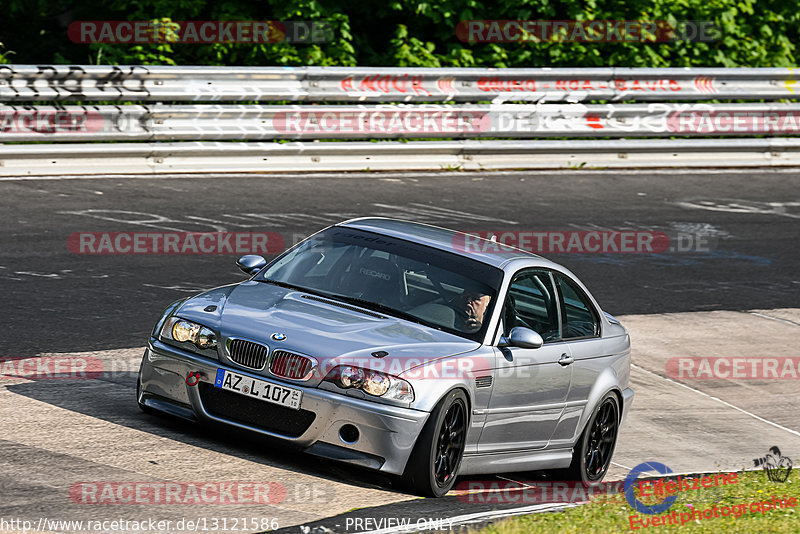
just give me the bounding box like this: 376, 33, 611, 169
2, 65, 800, 175
2, 65, 799, 102
3, 103, 800, 141
3, 139, 800, 177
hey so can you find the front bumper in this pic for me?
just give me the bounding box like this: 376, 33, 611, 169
139, 339, 430, 475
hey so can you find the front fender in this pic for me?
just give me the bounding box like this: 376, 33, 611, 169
577, 366, 625, 435
400, 348, 494, 413
401, 348, 497, 455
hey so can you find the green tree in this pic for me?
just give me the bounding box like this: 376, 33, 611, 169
0, 0, 797, 67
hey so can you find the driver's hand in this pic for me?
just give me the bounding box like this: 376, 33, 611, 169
461, 293, 491, 330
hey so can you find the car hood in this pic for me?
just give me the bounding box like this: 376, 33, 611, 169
177, 281, 480, 384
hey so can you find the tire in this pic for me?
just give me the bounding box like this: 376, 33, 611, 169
402, 389, 468, 497
559, 393, 619, 485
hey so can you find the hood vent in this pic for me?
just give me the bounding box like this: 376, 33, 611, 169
300, 294, 386, 319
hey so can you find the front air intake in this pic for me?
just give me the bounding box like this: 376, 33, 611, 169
227, 339, 269, 370
270, 351, 315, 380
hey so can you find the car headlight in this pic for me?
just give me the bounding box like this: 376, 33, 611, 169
362, 372, 390, 396
324, 365, 414, 402
172, 320, 199, 343
338, 366, 366, 388
160, 317, 217, 351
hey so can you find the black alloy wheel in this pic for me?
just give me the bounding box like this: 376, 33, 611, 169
402, 389, 469, 497
585, 398, 618, 480
558, 393, 620, 485
434, 398, 466, 486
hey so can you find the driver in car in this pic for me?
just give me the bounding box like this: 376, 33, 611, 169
456, 290, 492, 333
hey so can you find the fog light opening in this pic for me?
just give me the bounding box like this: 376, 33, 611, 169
339, 424, 360, 444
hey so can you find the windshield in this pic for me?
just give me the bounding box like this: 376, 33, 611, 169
258, 227, 503, 341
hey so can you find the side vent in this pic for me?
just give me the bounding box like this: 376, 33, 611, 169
475, 376, 493, 388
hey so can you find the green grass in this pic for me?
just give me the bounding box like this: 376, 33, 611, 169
475, 469, 798, 534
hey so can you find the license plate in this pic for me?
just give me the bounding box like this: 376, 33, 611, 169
214, 369, 302, 410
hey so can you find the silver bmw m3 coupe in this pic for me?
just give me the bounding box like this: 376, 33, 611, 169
137, 218, 633, 497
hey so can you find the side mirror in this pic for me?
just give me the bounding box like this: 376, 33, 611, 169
499, 326, 544, 349
236, 255, 267, 275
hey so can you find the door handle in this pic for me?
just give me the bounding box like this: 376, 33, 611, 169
558, 354, 574, 366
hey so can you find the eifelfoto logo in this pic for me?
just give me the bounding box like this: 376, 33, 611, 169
624, 462, 678, 515
624, 462, 741, 529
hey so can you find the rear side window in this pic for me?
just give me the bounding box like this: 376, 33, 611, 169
555, 274, 600, 339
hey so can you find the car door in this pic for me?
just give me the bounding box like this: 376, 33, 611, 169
547, 271, 605, 447
477, 269, 573, 453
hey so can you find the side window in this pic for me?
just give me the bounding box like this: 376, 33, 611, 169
555, 274, 600, 339
502, 271, 561, 342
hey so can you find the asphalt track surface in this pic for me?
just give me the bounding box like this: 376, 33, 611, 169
2, 169, 799, 356
1, 169, 799, 533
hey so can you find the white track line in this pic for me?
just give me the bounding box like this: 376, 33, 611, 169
749, 311, 800, 327
611, 461, 634, 470
631, 363, 800, 438
495, 475, 538, 488
4, 167, 800, 181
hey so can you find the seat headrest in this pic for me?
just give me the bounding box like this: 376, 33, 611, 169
357, 257, 399, 284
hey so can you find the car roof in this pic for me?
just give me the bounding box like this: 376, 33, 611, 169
336, 217, 556, 269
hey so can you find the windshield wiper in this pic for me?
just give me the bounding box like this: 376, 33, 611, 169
323, 293, 444, 331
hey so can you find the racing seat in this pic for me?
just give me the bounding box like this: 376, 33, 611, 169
342, 256, 404, 308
